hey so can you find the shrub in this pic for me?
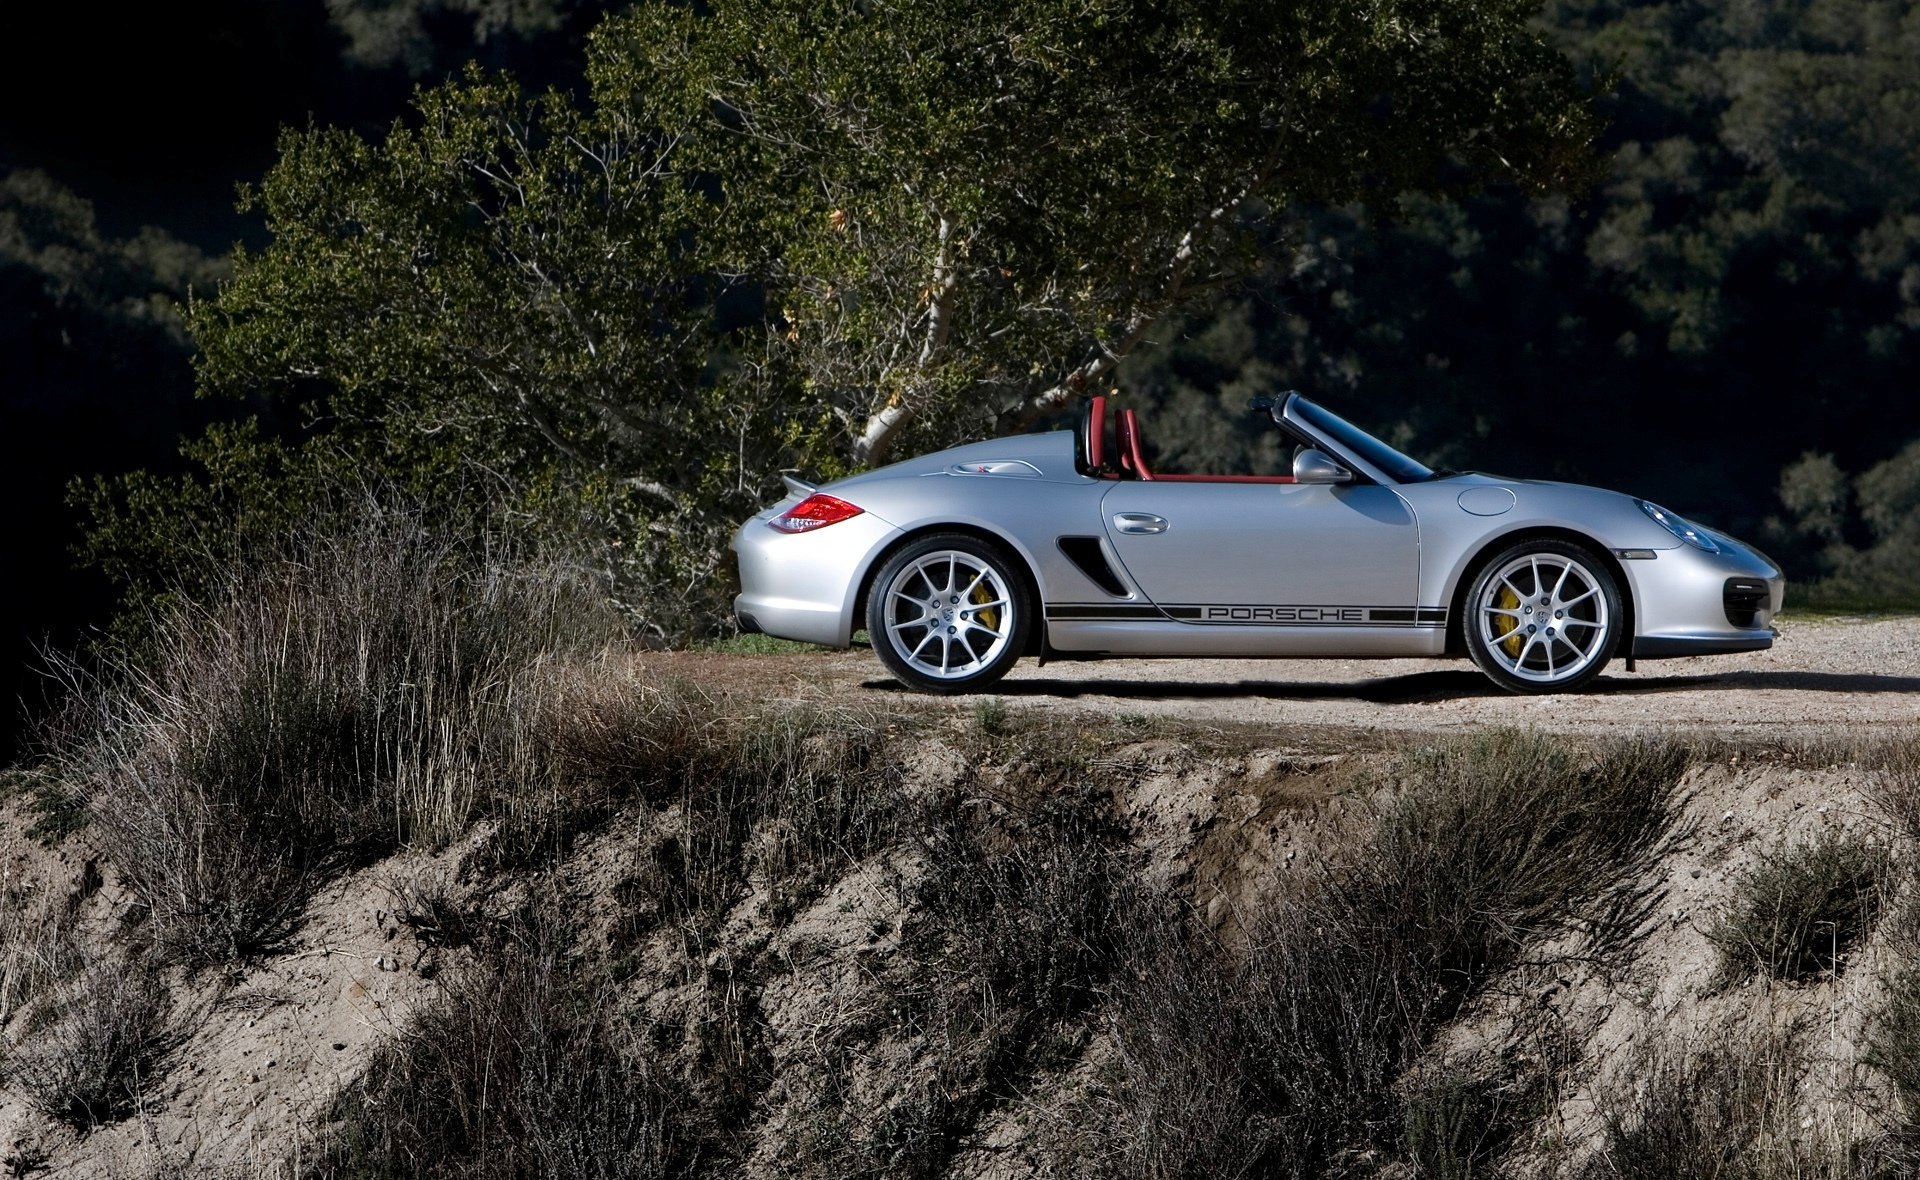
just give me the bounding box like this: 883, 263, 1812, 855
1868, 964, 1920, 1141
796, 779, 1133, 1179
1866, 730, 1920, 842
0, 853, 94, 1025
1586, 1024, 1859, 1179
50, 512, 613, 962
319, 907, 686, 1180
3, 961, 174, 1130
597, 696, 903, 956
1708, 831, 1889, 984
1072, 731, 1686, 1176
1402, 1060, 1539, 1180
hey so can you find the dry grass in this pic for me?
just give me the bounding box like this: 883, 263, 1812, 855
1060, 730, 1687, 1177
27, 512, 1908, 1175
1865, 729, 1920, 842
44, 514, 617, 962
1584, 1021, 1866, 1179
1867, 963, 1920, 1149
3, 961, 174, 1130
860, 783, 1131, 1177
0, 865, 93, 1026
317, 904, 685, 1180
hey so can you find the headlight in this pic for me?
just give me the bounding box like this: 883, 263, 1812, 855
1635, 499, 1719, 553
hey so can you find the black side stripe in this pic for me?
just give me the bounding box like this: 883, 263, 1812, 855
1045, 604, 1451, 626
1043, 604, 1164, 620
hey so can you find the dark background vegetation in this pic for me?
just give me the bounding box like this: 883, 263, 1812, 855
5, 0, 1919, 759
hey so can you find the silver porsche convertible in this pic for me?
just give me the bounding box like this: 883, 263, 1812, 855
731, 393, 1782, 694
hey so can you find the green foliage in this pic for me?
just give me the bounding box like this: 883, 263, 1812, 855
1775, 440, 1920, 609
0, 170, 224, 343
85, 1, 1599, 637
325, 0, 597, 73
1119, 0, 1920, 548
184, 67, 759, 639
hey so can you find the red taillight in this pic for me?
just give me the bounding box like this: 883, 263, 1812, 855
768, 493, 864, 534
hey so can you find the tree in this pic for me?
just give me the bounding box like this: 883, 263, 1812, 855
603, 0, 1600, 464
1118, 0, 1920, 571
181, 71, 765, 637
110, 0, 1602, 637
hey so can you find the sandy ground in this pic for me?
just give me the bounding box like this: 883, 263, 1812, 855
656, 616, 1919, 738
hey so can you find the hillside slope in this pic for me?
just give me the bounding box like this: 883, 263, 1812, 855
2, 663, 1915, 1177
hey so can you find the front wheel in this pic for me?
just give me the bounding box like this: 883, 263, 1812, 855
866, 534, 1032, 694
1463, 540, 1622, 694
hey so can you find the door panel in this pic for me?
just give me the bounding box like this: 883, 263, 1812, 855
1099, 481, 1420, 621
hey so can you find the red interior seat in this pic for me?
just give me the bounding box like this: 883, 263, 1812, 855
1085, 395, 1106, 474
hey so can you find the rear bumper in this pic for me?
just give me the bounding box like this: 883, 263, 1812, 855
730, 511, 902, 648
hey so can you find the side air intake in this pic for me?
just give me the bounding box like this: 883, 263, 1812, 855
1056, 536, 1128, 597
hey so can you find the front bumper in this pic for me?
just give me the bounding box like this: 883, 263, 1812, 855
730, 510, 903, 648
1621, 536, 1783, 660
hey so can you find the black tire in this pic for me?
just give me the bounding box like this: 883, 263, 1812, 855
866, 533, 1032, 694
1463, 538, 1622, 694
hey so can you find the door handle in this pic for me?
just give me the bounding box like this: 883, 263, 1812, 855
1112, 512, 1168, 535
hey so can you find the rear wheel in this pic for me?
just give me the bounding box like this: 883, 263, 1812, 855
1464, 540, 1621, 694
867, 534, 1031, 694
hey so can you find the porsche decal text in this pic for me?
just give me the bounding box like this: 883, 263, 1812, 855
1204, 605, 1364, 623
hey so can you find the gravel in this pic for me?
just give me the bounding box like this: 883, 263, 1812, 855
658, 616, 1919, 738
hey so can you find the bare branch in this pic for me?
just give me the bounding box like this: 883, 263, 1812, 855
853, 214, 962, 466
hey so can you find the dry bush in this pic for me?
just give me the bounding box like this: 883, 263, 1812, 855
768, 778, 1132, 1180
3, 961, 174, 1130
1709, 831, 1889, 984
1863, 896, 1920, 1161
1866, 729, 1920, 842
877, 784, 1129, 1176
602, 697, 903, 952
1066, 730, 1687, 1178
384, 866, 488, 952
0, 858, 95, 1024
49, 513, 613, 963
1585, 1022, 1863, 1179
1867, 965, 1920, 1147
1401, 1054, 1544, 1180
318, 905, 687, 1180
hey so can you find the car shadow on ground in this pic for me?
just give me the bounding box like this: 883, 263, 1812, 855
860, 669, 1920, 704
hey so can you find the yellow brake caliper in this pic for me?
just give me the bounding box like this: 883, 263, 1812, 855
971, 581, 1000, 633
1493, 585, 1524, 657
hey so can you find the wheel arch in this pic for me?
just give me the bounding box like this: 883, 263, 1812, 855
855, 522, 1048, 655
1443, 526, 1636, 659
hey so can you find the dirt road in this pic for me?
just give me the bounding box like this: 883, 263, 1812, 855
658, 616, 1919, 738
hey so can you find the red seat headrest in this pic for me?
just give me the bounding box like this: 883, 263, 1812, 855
1118, 408, 1154, 480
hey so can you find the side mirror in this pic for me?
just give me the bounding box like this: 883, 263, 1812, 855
1293, 448, 1353, 485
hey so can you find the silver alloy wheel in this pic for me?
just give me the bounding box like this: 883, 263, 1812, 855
879, 549, 1017, 681
1476, 551, 1612, 685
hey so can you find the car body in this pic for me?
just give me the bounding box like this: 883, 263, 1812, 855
731, 392, 1783, 693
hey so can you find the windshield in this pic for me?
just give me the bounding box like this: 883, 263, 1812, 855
1290, 396, 1436, 483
